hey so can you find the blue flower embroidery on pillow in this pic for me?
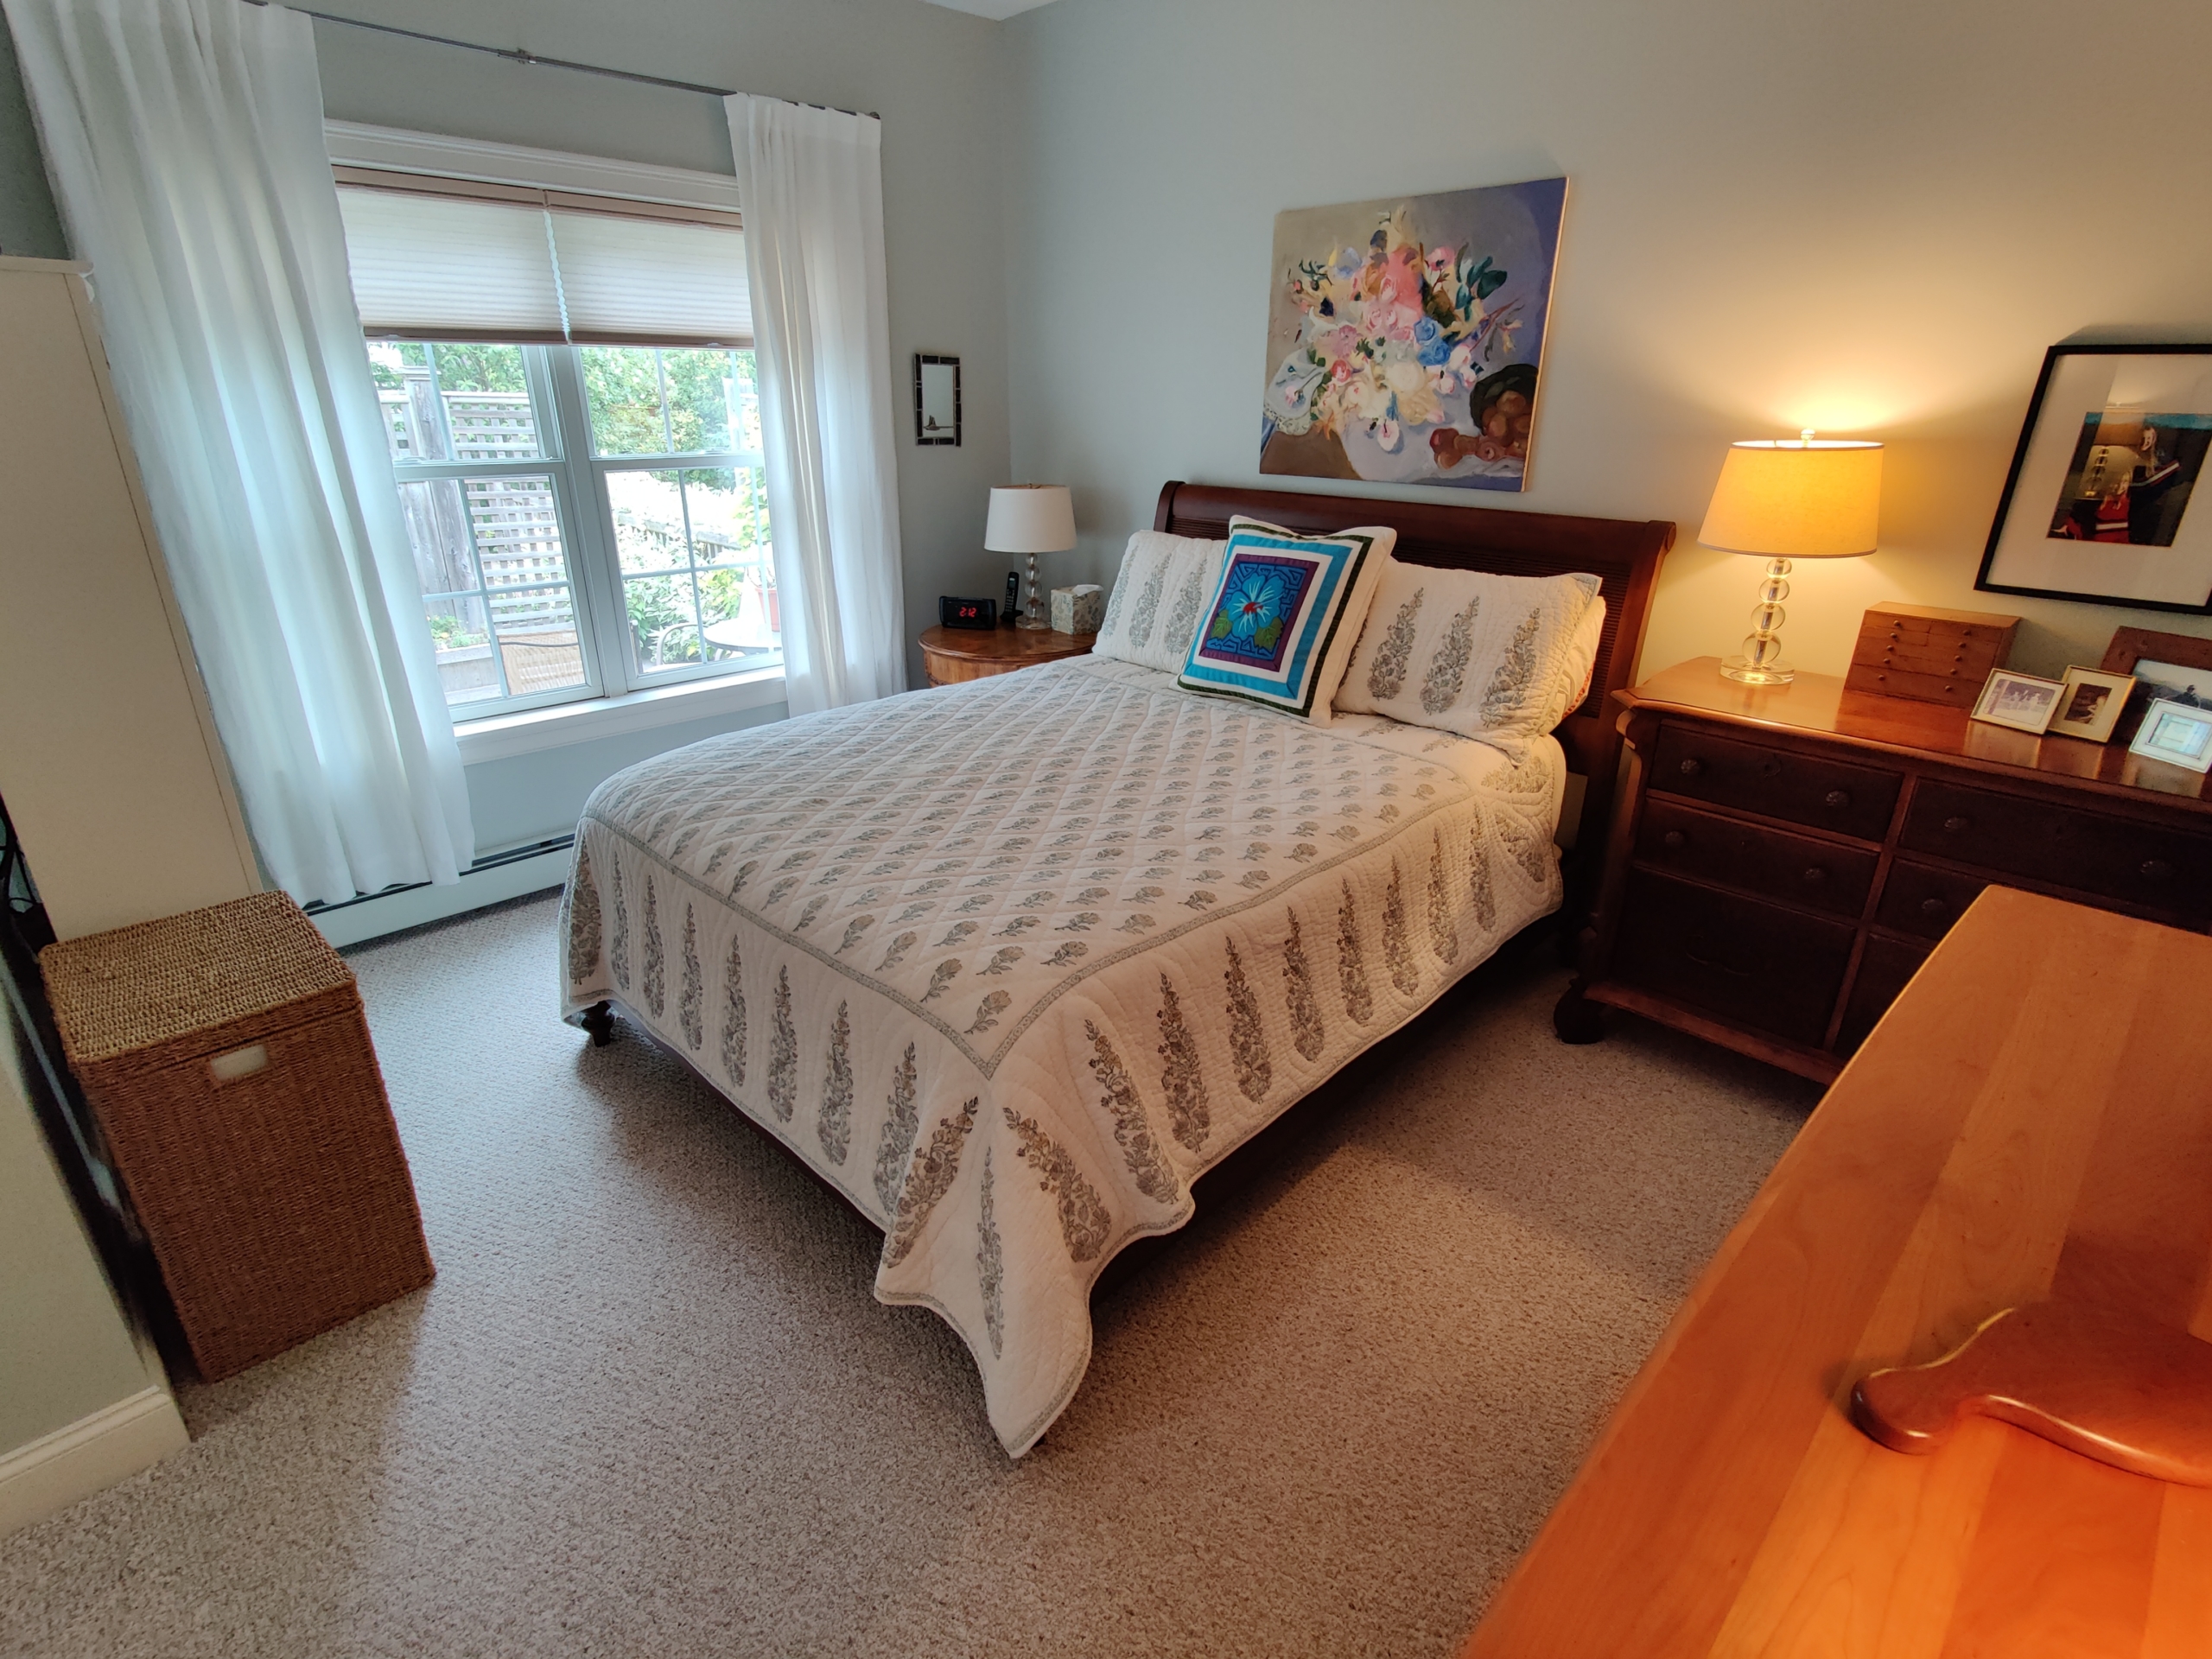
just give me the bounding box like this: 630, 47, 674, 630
1198, 554, 1314, 673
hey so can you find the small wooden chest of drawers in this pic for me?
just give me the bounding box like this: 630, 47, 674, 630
1558, 658, 2212, 1083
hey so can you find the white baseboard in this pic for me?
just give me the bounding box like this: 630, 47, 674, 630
311, 843, 573, 948
0, 1385, 188, 1538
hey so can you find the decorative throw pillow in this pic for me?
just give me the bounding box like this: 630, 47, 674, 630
1174, 516, 1393, 722
1090, 531, 1227, 673
1333, 561, 1603, 742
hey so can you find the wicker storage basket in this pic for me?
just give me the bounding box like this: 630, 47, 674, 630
40, 891, 433, 1382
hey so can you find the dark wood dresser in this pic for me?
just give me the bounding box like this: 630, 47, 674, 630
1557, 656, 2212, 1082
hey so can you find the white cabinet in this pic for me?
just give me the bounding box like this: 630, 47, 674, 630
0, 256, 258, 938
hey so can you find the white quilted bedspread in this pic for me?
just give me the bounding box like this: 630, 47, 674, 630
558, 657, 1565, 1454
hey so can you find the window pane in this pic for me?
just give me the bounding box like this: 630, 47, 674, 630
370, 340, 544, 463
467, 475, 569, 587
626, 572, 702, 670
424, 593, 500, 707
682, 467, 779, 665
397, 476, 479, 594
490, 586, 587, 697
679, 467, 766, 566
582, 346, 668, 456
399, 471, 588, 709
606, 468, 690, 573
661, 348, 737, 454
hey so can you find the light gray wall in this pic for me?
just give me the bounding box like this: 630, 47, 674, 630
0, 1020, 156, 1455
0, 16, 63, 259
1000, 0, 2212, 680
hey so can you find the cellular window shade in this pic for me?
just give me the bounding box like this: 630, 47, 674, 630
337, 187, 568, 340
334, 171, 751, 346
550, 211, 751, 346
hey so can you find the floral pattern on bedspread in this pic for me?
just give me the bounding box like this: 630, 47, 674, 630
558, 655, 1564, 1455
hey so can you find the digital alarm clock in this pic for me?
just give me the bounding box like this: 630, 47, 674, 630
938, 595, 998, 630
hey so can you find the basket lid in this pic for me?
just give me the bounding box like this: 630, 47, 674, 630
39, 892, 353, 1064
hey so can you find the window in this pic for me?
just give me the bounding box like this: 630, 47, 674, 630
333, 144, 776, 717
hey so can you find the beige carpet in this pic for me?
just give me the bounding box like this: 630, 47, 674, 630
0, 892, 1815, 1657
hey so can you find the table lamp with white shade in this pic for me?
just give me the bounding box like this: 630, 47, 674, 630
985, 485, 1076, 631
1698, 430, 1883, 685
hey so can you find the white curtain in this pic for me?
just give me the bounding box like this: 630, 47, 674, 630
726, 94, 906, 715
5, 0, 474, 905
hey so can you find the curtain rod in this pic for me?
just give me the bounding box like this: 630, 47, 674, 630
245, 2, 880, 118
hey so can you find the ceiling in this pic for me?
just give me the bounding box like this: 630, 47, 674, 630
915, 0, 1060, 17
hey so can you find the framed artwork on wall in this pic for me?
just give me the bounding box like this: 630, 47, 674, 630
1975, 344, 2212, 612
1258, 177, 1567, 493
913, 353, 960, 446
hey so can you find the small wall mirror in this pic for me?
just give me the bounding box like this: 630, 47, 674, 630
914, 353, 961, 447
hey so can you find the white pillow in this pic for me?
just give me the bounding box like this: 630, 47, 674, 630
1332, 559, 1603, 741
1091, 531, 1226, 673
1557, 593, 1609, 726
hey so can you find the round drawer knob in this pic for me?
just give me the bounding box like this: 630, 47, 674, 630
1943, 815, 1972, 834
1678, 757, 1704, 778
1661, 830, 1686, 849
1920, 897, 1948, 917
2141, 859, 2173, 882
1802, 867, 1827, 885
1824, 790, 1850, 810
1758, 758, 1783, 780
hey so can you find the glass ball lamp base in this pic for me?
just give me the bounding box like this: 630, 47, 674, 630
1014, 550, 1050, 630
1718, 556, 1795, 685
1719, 657, 1796, 685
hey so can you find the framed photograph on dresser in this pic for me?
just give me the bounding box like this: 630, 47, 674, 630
2098, 625, 2212, 741
2050, 665, 2135, 742
1969, 667, 2064, 733
1976, 344, 2212, 613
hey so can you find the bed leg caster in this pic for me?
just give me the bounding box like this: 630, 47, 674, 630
1553, 981, 1605, 1046
580, 1001, 617, 1047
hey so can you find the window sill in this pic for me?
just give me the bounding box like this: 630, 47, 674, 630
454, 665, 787, 764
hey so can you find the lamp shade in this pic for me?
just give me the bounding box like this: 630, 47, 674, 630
1697, 437, 1883, 559
984, 485, 1077, 553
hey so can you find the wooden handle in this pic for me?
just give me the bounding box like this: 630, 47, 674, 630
1850, 1300, 2212, 1486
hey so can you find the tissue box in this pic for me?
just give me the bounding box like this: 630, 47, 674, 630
1051, 584, 1103, 634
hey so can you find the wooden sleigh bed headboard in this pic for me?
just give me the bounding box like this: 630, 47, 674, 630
1153, 480, 1675, 870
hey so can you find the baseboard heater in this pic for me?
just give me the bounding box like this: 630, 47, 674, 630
303, 834, 574, 917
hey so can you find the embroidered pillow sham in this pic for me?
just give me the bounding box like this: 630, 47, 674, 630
1333, 561, 1603, 742
1174, 516, 1391, 722
1090, 531, 1227, 673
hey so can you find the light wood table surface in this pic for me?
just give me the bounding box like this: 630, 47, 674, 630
1464, 885, 2212, 1657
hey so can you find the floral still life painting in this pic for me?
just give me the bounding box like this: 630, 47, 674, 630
1260, 178, 1567, 492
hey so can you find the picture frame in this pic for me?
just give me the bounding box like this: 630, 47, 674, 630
913, 353, 961, 447
1974, 343, 2212, 613
2096, 625, 2212, 742
2128, 698, 2212, 773
2048, 666, 2135, 743
1969, 666, 2066, 734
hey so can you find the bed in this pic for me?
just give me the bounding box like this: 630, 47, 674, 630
558, 480, 1671, 1455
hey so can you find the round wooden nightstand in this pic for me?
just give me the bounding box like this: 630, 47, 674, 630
919, 625, 1096, 687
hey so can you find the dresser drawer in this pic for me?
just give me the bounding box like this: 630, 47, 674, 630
1875, 860, 1991, 941
1899, 781, 2212, 925
1649, 723, 1902, 842
1836, 934, 1931, 1055
1611, 869, 1858, 1046
1634, 798, 1877, 918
